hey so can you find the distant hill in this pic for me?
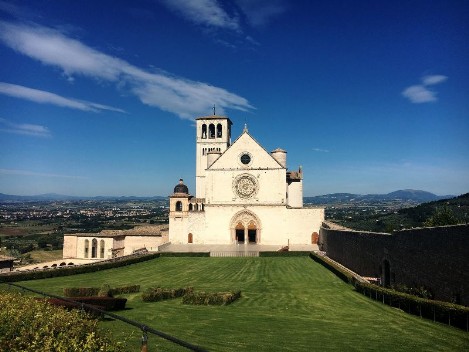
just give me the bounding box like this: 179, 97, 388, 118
328, 192, 469, 232
0, 193, 167, 202
304, 189, 454, 205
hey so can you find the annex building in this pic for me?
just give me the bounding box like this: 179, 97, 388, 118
169, 115, 324, 246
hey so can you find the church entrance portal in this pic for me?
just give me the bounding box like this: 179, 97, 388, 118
236, 229, 245, 243
231, 211, 261, 245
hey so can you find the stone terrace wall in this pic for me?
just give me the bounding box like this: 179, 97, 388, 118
319, 223, 469, 306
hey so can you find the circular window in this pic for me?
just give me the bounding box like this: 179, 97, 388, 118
233, 174, 259, 199
240, 153, 251, 165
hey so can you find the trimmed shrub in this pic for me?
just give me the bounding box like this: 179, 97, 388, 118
69, 296, 127, 311
98, 284, 113, 297
308, 252, 355, 283
63, 287, 100, 297
182, 291, 241, 305
0, 292, 125, 351
142, 287, 192, 302
159, 252, 210, 257
64, 284, 141, 297
110, 284, 140, 295
260, 251, 310, 257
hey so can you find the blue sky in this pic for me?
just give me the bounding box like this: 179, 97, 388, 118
0, 0, 468, 197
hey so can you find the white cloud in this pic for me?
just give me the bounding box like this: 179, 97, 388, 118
402, 74, 447, 104
235, 0, 286, 27
159, 0, 240, 31
0, 168, 86, 179
422, 75, 448, 86
0, 117, 51, 137
0, 82, 125, 113
0, 21, 253, 119
402, 85, 437, 103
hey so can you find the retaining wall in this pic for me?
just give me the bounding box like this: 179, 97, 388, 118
319, 223, 469, 305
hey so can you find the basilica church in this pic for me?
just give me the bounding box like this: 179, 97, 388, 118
169, 115, 324, 246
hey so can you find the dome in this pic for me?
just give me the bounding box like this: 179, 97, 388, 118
173, 179, 189, 194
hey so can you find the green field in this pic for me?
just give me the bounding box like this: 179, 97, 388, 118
12, 257, 469, 351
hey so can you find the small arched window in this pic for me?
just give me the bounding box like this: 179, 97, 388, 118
84, 239, 89, 258
217, 124, 222, 138
176, 201, 183, 211
189, 203, 193, 211
100, 240, 105, 258
201, 124, 207, 139
91, 238, 98, 258
209, 124, 215, 139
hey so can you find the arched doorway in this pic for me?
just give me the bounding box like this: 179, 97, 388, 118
230, 210, 261, 245
91, 238, 98, 258
248, 221, 257, 243
311, 232, 319, 244
235, 222, 245, 243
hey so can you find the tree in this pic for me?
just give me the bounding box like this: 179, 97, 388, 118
424, 206, 459, 227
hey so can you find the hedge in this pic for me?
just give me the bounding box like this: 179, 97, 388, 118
260, 251, 311, 257
0, 253, 161, 283
64, 284, 140, 297
182, 291, 241, 305
355, 282, 469, 331
308, 252, 355, 284
141, 287, 192, 302
40, 296, 128, 311
159, 252, 210, 257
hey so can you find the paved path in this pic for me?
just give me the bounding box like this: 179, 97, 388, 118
159, 243, 319, 253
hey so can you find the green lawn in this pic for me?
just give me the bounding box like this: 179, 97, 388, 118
12, 257, 469, 351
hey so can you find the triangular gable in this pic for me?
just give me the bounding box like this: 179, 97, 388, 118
208, 131, 284, 170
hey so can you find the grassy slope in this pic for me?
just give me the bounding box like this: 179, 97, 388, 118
28, 249, 64, 262
14, 257, 469, 351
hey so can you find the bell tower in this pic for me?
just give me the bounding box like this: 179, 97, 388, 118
195, 114, 232, 198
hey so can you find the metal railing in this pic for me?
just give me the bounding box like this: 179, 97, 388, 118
1, 282, 207, 351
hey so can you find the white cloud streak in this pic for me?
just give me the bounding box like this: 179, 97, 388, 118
0, 117, 51, 137
0, 20, 253, 119
159, 0, 239, 31
0, 82, 125, 113
402, 74, 448, 104
235, 0, 286, 27
0, 168, 86, 179
312, 148, 329, 153
422, 75, 447, 86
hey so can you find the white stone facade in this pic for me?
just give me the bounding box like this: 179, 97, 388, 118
169, 115, 324, 246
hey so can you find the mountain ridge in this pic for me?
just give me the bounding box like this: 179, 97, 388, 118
304, 189, 455, 205
0, 189, 456, 203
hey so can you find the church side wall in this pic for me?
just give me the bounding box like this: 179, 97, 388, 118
63, 235, 77, 259
169, 216, 189, 244
188, 212, 206, 244
124, 235, 166, 254
319, 224, 469, 305
282, 208, 324, 244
